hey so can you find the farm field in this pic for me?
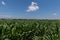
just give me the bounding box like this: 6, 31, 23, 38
0, 19, 60, 40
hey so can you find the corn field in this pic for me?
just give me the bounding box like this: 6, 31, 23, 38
0, 19, 60, 40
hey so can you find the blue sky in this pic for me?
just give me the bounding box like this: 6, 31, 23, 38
0, 0, 60, 19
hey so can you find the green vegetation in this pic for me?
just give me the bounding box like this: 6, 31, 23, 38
0, 19, 60, 40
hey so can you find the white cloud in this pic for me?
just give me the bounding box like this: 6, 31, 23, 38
53, 13, 57, 15
27, 2, 39, 12
1, 1, 5, 5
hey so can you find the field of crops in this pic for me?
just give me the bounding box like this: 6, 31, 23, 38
0, 19, 60, 40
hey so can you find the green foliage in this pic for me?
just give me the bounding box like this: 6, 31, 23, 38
0, 19, 60, 40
